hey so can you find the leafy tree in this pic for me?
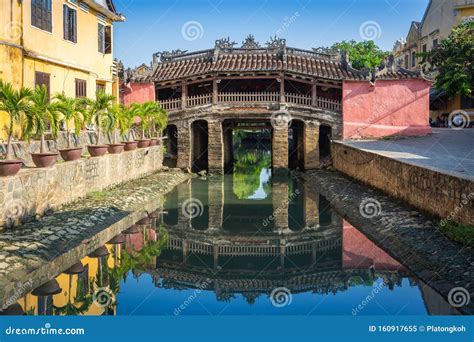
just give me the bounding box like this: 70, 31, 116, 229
422, 20, 474, 99
331, 40, 389, 70
0, 80, 32, 160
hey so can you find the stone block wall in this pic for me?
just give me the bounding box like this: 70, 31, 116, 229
332, 142, 474, 226
0, 146, 163, 229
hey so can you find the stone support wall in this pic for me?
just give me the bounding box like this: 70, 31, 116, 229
207, 120, 224, 173
304, 123, 320, 170
272, 127, 289, 171
177, 123, 191, 170
332, 142, 474, 226
0, 146, 163, 229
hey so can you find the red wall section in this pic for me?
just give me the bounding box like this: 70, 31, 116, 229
121, 82, 155, 106
342, 79, 431, 139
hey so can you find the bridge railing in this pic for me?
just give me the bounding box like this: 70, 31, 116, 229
160, 98, 181, 111
159, 92, 341, 112
218, 92, 280, 103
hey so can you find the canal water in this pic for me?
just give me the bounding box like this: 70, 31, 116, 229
5, 140, 459, 316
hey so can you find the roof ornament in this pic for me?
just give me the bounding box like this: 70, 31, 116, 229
266, 36, 286, 49
215, 37, 237, 50
312, 47, 341, 61
157, 49, 188, 63
241, 34, 261, 49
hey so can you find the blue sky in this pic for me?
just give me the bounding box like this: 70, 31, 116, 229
114, 0, 429, 68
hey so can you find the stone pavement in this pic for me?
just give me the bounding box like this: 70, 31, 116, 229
341, 128, 474, 179
0, 170, 190, 306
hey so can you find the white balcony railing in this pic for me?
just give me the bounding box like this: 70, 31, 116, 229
159, 92, 341, 112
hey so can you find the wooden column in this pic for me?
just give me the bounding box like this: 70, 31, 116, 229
279, 75, 285, 103
311, 82, 317, 107
181, 82, 187, 109
212, 79, 219, 105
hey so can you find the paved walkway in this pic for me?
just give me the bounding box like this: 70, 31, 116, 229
341, 128, 474, 179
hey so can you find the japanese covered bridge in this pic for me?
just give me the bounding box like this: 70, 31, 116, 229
121, 36, 431, 173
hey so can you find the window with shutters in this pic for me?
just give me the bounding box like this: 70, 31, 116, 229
98, 23, 112, 54
96, 83, 106, 94
35, 72, 50, 98
31, 0, 52, 32
75, 79, 87, 98
63, 5, 77, 43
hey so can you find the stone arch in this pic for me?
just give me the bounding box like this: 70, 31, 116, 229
319, 124, 332, 160
288, 119, 305, 170
163, 124, 178, 168
191, 120, 209, 172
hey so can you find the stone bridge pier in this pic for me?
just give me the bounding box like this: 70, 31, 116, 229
171, 116, 330, 174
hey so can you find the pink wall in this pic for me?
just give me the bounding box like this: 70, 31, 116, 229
342, 79, 431, 139
121, 82, 155, 106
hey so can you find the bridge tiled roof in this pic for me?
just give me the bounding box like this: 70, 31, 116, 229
148, 48, 368, 82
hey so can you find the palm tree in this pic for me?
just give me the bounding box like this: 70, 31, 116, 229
131, 102, 163, 140
150, 104, 168, 139
54, 93, 86, 149
85, 90, 115, 145
23, 85, 60, 154
106, 103, 128, 144
120, 105, 136, 142
0, 80, 32, 160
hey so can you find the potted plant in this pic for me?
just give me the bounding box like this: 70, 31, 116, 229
149, 103, 167, 146
85, 90, 115, 157
0, 80, 31, 176
24, 85, 60, 168
54, 93, 86, 161
131, 102, 152, 148
120, 105, 138, 151
106, 103, 126, 154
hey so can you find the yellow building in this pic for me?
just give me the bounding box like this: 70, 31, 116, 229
0, 0, 125, 139
391, 0, 474, 122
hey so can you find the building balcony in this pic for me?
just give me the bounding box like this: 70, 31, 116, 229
159, 92, 342, 113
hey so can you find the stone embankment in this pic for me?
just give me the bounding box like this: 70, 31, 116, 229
303, 169, 473, 315
0, 169, 190, 306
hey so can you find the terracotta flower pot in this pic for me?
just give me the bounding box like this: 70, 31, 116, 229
31, 153, 58, 168
123, 141, 138, 151
107, 143, 125, 154
136, 139, 151, 148
0, 160, 23, 177
59, 147, 83, 162
87, 145, 108, 157
149, 138, 158, 146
